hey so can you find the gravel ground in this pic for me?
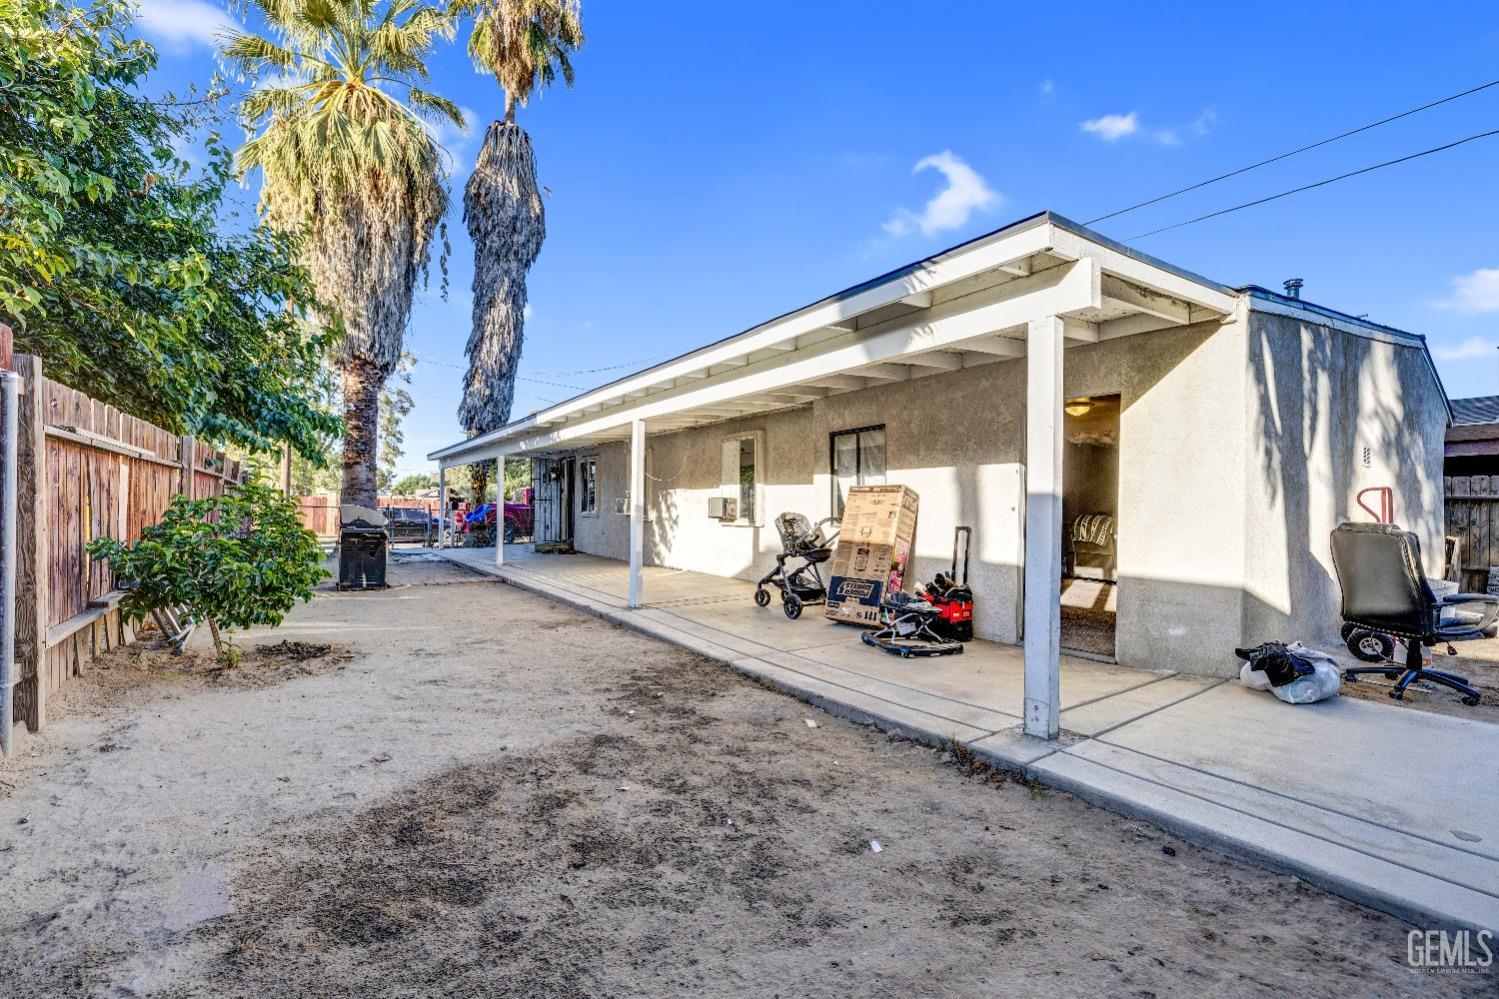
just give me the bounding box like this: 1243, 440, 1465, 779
0, 561, 1488, 997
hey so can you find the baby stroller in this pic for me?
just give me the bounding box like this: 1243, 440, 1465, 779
861, 590, 965, 658
755, 513, 840, 620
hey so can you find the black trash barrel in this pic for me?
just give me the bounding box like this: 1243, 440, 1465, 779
338, 504, 389, 590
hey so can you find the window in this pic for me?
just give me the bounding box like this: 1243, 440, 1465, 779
578, 456, 598, 516
830, 425, 886, 517
720, 431, 764, 525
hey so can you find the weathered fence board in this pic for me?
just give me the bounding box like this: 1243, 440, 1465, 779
1443, 475, 1499, 593
8, 355, 244, 735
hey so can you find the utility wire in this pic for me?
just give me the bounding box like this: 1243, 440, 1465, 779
411, 354, 586, 391
1125, 127, 1499, 240
1087, 77, 1499, 225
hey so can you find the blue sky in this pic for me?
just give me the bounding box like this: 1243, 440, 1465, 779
139, 0, 1499, 477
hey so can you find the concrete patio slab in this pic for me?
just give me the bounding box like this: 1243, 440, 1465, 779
1031, 747, 1499, 933
1058, 674, 1225, 736
434, 545, 1499, 933
1097, 683, 1499, 865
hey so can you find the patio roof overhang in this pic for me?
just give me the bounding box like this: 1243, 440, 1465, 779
428, 211, 1240, 469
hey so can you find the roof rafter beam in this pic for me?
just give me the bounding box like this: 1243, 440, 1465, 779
903, 351, 965, 370
484, 255, 1101, 456
1064, 319, 1100, 343
1101, 274, 1192, 325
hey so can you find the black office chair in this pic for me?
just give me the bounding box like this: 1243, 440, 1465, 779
1328, 522, 1497, 705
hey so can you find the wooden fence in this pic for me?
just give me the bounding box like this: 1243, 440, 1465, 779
296, 494, 437, 538
9, 353, 244, 736
1443, 475, 1499, 593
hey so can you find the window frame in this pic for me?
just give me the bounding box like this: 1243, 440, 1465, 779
720, 430, 765, 527
829, 424, 887, 518
578, 454, 599, 517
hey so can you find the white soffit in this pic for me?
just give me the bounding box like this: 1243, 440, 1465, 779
430, 212, 1237, 465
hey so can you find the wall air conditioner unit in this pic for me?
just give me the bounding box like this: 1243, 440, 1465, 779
707, 496, 737, 521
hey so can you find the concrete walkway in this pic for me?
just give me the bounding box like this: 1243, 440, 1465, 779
438, 545, 1499, 933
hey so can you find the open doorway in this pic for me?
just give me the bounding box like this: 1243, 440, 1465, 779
1060, 394, 1119, 659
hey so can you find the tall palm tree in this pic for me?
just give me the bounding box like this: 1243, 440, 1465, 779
225, 0, 462, 508
453, 0, 582, 502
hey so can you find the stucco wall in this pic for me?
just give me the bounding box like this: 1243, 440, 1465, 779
1239, 309, 1449, 653
1062, 319, 1251, 674
556, 307, 1448, 679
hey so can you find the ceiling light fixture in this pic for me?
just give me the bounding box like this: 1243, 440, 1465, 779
1064, 397, 1093, 417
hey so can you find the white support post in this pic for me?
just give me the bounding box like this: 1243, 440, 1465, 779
437, 465, 447, 548
1023, 315, 1064, 739
627, 419, 645, 608
495, 458, 504, 565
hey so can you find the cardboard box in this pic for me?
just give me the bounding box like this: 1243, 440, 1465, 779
825, 485, 919, 626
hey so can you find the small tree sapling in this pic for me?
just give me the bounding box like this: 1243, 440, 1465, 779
88, 484, 327, 659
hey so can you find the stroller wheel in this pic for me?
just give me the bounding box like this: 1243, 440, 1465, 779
754, 587, 770, 608
783, 593, 803, 620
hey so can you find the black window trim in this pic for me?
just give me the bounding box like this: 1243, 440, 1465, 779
830, 423, 887, 515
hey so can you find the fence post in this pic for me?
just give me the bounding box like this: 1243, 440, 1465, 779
179, 435, 196, 498
12, 354, 47, 733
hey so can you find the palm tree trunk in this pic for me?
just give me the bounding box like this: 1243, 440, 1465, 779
468, 457, 490, 508
460, 123, 545, 439
340, 357, 382, 509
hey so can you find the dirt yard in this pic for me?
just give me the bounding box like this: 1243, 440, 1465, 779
0, 553, 1486, 997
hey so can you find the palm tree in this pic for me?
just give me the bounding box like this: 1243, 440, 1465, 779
453, 0, 582, 502
224, 0, 462, 508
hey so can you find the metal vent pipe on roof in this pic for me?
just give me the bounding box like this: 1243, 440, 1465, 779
1284, 278, 1304, 299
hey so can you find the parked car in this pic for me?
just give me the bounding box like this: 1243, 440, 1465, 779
464, 490, 535, 544
382, 505, 437, 544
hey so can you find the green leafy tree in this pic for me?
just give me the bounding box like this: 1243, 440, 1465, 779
377, 354, 415, 493
226, 0, 461, 509
391, 471, 437, 496
503, 457, 529, 499
287, 358, 415, 495
0, 0, 340, 459
88, 484, 327, 658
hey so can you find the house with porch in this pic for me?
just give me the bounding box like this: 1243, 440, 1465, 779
429, 211, 1449, 740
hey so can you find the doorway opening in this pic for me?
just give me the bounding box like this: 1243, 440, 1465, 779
532, 455, 576, 551
1060, 394, 1119, 659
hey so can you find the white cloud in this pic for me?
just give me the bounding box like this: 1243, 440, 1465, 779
1081, 108, 1213, 146
421, 106, 481, 160
882, 150, 1000, 239
1432, 336, 1497, 361
136, 0, 236, 51
1080, 112, 1139, 141
1038, 79, 1055, 99
1435, 268, 1499, 314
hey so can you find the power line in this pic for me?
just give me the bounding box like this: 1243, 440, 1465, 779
1125, 127, 1499, 240
1087, 77, 1499, 226
410, 354, 586, 391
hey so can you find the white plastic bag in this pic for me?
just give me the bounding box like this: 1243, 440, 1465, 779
1286, 641, 1345, 676
1270, 659, 1341, 704
1239, 662, 1273, 691
1237, 642, 1342, 703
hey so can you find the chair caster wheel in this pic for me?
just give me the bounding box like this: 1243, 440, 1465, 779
1463, 696, 1481, 706
754, 587, 770, 608
1388, 690, 1404, 700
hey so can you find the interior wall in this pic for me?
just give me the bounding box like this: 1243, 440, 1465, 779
1063, 441, 1119, 530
